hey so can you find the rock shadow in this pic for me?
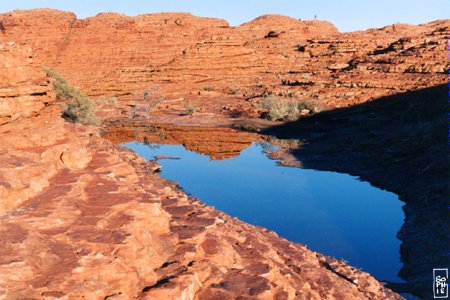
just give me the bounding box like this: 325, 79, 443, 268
261, 84, 450, 299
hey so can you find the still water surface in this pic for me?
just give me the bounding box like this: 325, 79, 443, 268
124, 141, 404, 283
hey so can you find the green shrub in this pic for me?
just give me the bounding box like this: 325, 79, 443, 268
183, 99, 197, 116
229, 83, 240, 95
97, 96, 118, 106
143, 86, 163, 111
44, 68, 98, 125
260, 95, 314, 122
130, 86, 164, 119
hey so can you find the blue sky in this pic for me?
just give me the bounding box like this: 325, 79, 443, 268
0, 0, 448, 32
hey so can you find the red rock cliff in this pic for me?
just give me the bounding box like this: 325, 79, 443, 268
0, 42, 403, 299
0, 9, 447, 121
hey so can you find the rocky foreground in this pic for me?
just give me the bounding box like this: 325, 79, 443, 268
0, 43, 402, 299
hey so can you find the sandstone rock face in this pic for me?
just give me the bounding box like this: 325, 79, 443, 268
0, 42, 92, 215
0, 43, 54, 124
0, 137, 401, 299
0, 37, 402, 299
2, 8, 446, 298
0, 9, 447, 122
59, 140, 93, 170
0, 9, 230, 95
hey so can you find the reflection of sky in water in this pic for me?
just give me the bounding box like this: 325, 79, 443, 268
123, 141, 404, 282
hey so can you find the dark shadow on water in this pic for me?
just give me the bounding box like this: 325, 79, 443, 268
261, 84, 450, 299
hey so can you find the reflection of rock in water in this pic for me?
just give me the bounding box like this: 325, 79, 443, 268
262, 84, 450, 299
0, 33, 405, 299
104, 123, 264, 160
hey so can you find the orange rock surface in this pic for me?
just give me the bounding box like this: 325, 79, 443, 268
1, 8, 447, 299
0, 41, 403, 298
0, 9, 447, 122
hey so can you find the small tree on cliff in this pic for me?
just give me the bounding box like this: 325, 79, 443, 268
44, 68, 99, 125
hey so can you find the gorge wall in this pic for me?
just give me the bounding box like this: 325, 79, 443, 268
0, 8, 448, 299
0, 9, 447, 120
0, 42, 403, 299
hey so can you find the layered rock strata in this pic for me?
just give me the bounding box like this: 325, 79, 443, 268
0, 43, 402, 299
1, 9, 447, 121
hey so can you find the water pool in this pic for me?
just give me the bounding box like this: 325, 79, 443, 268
124, 141, 404, 283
